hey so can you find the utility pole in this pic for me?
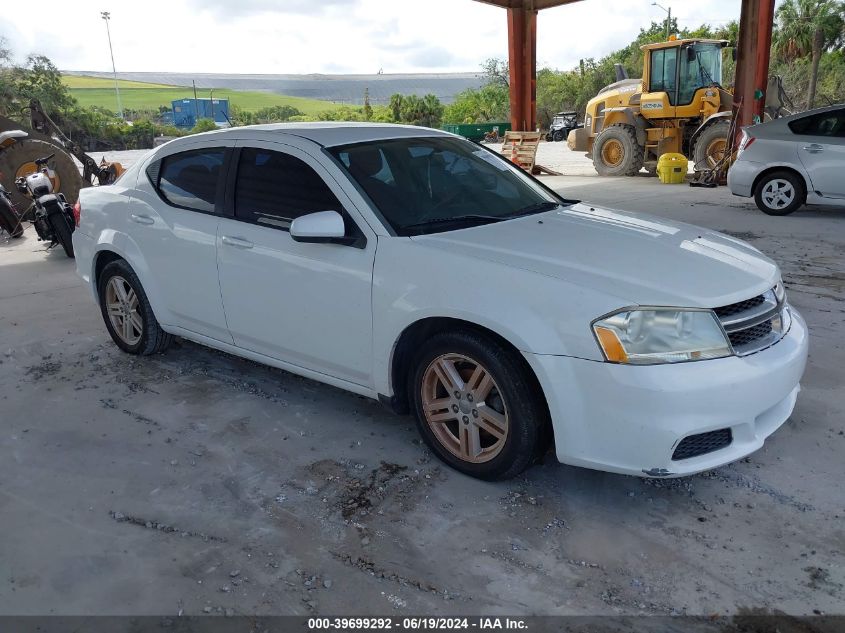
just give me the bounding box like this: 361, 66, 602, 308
651, 3, 672, 39
100, 11, 123, 120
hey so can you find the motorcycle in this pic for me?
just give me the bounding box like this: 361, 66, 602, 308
0, 183, 24, 238
15, 153, 76, 257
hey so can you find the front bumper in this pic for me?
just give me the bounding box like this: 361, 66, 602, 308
524, 307, 808, 477
727, 159, 763, 198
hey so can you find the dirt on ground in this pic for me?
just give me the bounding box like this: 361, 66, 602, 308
0, 166, 843, 617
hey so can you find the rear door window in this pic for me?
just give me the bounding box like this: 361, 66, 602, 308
234, 147, 342, 229
156, 148, 225, 213
788, 109, 845, 138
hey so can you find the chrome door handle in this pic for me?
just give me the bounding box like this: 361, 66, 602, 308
802, 144, 824, 153
221, 236, 254, 249
130, 213, 154, 225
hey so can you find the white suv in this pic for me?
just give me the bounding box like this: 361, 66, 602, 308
73, 123, 807, 480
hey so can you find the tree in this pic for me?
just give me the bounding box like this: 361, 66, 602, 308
388, 93, 403, 122
190, 118, 218, 133
0, 37, 16, 117
774, 0, 845, 108
399, 94, 444, 128
481, 58, 509, 87
254, 104, 303, 123
444, 83, 509, 124
363, 87, 373, 121
13, 54, 75, 115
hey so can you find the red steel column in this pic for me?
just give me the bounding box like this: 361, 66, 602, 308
507, 6, 537, 132
733, 0, 775, 142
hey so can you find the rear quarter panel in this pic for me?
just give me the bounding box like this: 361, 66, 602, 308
76, 167, 171, 324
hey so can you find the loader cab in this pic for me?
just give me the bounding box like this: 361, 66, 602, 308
642, 39, 727, 115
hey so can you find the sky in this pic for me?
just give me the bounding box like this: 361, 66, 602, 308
1, 0, 747, 76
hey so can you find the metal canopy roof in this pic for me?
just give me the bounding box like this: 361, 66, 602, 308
474, 0, 583, 10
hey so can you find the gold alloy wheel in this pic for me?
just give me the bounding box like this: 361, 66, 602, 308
15, 162, 61, 193
421, 353, 509, 463
600, 139, 625, 167
705, 137, 727, 168
105, 276, 143, 346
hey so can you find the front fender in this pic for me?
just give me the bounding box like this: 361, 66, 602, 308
690, 111, 732, 149
371, 238, 627, 396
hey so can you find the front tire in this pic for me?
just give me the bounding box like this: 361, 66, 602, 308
48, 211, 74, 257
409, 330, 550, 481
0, 197, 24, 238
753, 170, 805, 216
692, 120, 730, 171
592, 124, 644, 176
98, 259, 173, 355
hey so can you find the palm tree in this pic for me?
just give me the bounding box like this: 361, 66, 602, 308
774, 0, 845, 108
388, 93, 403, 122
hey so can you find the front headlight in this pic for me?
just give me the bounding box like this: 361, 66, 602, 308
774, 280, 786, 304
592, 308, 732, 365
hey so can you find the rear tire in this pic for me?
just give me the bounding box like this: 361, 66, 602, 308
753, 170, 805, 216
98, 259, 173, 355
592, 124, 644, 176
409, 329, 550, 481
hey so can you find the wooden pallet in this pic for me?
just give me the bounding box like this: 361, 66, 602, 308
501, 131, 541, 172
500, 131, 560, 175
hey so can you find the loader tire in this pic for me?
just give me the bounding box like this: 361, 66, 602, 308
592, 124, 644, 176
693, 120, 730, 171
0, 139, 83, 210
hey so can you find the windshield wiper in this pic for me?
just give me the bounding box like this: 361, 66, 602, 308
401, 214, 507, 233
509, 201, 562, 217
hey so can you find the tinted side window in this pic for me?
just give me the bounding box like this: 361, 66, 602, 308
156, 148, 225, 213
235, 147, 342, 228
789, 110, 845, 137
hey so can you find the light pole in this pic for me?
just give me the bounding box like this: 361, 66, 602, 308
651, 2, 672, 40
101, 11, 123, 120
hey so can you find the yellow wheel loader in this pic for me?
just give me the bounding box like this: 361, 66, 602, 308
568, 38, 733, 177
0, 99, 123, 210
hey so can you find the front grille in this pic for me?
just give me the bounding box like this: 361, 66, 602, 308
672, 428, 732, 460
713, 286, 788, 356
713, 295, 765, 319
728, 320, 773, 348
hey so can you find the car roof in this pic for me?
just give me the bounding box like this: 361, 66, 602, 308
171, 122, 452, 149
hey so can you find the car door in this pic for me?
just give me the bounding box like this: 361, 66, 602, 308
216, 140, 376, 387
792, 108, 845, 199
130, 141, 234, 342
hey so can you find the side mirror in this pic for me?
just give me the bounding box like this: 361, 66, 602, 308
290, 210, 348, 244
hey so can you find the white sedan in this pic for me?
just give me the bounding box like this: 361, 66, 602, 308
728, 104, 845, 215
73, 123, 807, 480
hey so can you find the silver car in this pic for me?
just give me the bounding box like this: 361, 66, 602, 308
728, 104, 845, 215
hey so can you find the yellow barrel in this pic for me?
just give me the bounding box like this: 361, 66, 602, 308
656, 153, 688, 184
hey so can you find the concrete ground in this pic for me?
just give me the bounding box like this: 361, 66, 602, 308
1, 153, 843, 617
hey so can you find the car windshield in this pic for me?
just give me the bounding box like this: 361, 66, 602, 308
329, 136, 568, 235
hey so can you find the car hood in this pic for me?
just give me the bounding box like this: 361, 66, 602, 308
410, 202, 779, 308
